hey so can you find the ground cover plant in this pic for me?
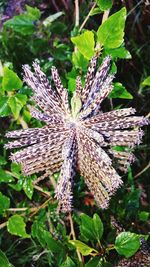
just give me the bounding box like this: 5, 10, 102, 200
0, 0, 150, 266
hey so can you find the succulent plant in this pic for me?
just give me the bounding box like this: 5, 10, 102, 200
5, 54, 149, 212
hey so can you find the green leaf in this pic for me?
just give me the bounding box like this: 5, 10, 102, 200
61, 256, 76, 267
72, 50, 88, 71
0, 192, 10, 214
96, 0, 112, 11
80, 214, 96, 241
22, 176, 34, 199
0, 156, 7, 166
86, 256, 101, 267
71, 31, 95, 59
80, 213, 103, 242
0, 96, 11, 117
2, 67, 22, 91
115, 232, 140, 258
8, 94, 27, 120
138, 211, 149, 222
97, 8, 127, 49
26, 5, 41, 20
105, 47, 131, 59
0, 169, 14, 183
109, 83, 133, 99
69, 240, 98, 256
7, 215, 30, 238
141, 76, 150, 87
4, 14, 35, 35
0, 250, 13, 267
93, 214, 104, 241
90, 7, 102, 16
31, 221, 63, 252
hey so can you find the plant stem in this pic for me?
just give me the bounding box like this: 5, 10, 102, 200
75, 0, 79, 27
79, 2, 96, 32
69, 212, 83, 263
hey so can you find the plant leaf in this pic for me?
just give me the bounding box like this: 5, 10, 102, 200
97, 8, 127, 49
2, 67, 22, 91
7, 215, 30, 238
0, 250, 13, 267
109, 82, 133, 99
69, 240, 98, 256
141, 76, 150, 87
0, 169, 14, 183
115, 232, 140, 258
4, 14, 35, 35
96, 0, 112, 11
71, 31, 95, 59
0, 96, 11, 117
0, 192, 10, 214
93, 213, 104, 241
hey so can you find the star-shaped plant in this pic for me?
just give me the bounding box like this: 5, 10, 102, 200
5, 54, 149, 212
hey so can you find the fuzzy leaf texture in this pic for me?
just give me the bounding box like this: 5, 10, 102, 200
5, 55, 149, 212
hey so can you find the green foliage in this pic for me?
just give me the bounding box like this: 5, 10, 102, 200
71, 31, 95, 59
69, 240, 98, 256
109, 83, 133, 99
97, 8, 126, 48
115, 232, 140, 258
7, 215, 30, 238
141, 76, 150, 87
2, 67, 22, 91
96, 0, 112, 11
0, 250, 13, 267
0, 192, 10, 214
0, 2, 149, 266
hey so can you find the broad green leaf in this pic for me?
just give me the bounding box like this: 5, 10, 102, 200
0, 250, 13, 267
0, 169, 14, 183
93, 214, 104, 241
0, 192, 10, 214
26, 5, 41, 20
4, 14, 35, 35
61, 256, 76, 267
8, 94, 27, 120
141, 76, 150, 87
97, 8, 126, 49
69, 240, 98, 256
43, 12, 64, 27
96, 0, 112, 11
72, 50, 88, 71
7, 215, 30, 238
0, 96, 11, 117
71, 31, 95, 59
2, 67, 22, 91
80, 213, 103, 242
105, 47, 131, 59
80, 214, 96, 241
31, 221, 63, 252
109, 83, 133, 99
45, 232, 64, 252
22, 176, 34, 199
115, 232, 140, 258
11, 163, 21, 178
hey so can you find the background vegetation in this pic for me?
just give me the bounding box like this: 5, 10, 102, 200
0, 0, 149, 266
